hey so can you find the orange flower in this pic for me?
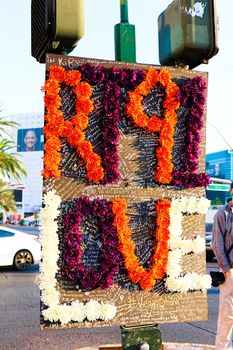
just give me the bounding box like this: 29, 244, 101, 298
112, 198, 171, 291
49, 65, 65, 82
78, 141, 93, 155
42, 65, 104, 184
86, 167, 104, 184
44, 94, 61, 109
72, 113, 89, 129
76, 99, 94, 114
74, 82, 92, 100
125, 68, 180, 184
64, 70, 81, 86
67, 130, 85, 146
42, 79, 60, 94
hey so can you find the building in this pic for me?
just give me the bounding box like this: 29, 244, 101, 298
206, 150, 233, 205
7, 113, 43, 217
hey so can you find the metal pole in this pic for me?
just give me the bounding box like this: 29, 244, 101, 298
120, 0, 129, 22
114, 0, 136, 63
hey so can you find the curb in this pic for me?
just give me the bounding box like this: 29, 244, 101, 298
74, 342, 215, 350
163, 342, 215, 349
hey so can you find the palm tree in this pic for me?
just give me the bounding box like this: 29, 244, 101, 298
0, 180, 16, 212
0, 115, 18, 137
0, 139, 26, 180
0, 115, 26, 180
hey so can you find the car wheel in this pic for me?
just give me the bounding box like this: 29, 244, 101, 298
13, 250, 33, 271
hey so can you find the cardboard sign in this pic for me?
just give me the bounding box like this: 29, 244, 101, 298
40, 54, 210, 329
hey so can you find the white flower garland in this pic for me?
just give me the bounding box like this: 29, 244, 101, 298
40, 191, 211, 323
166, 196, 212, 291
40, 190, 117, 325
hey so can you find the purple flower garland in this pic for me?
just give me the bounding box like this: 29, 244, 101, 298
172, 171, 211, 188
102, 70, 121, 183
79, 64, 144, 184
62, 197, 120, 291
173, 76, 211, 188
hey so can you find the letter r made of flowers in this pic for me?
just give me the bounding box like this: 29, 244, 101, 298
42, 65, 104, 184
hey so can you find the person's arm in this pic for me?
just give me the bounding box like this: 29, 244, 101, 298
211, 210, 231, 272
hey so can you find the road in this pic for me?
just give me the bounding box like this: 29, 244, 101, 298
0, 261, 219, 350
5, 224, 40, 235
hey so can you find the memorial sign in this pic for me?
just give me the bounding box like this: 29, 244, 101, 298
40, 54, 211, 329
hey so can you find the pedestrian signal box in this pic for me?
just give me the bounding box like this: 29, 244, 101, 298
158, 0, 219, 69
31, 0, 84, 63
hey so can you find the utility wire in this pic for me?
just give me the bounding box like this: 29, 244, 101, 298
207, 122, 233, 151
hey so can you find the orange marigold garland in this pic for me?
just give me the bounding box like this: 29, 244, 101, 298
42, 65, 104, 183
111, 198, 171, 290
125, 68, 180, 184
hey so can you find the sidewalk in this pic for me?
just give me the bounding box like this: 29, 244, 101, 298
76, 343, 215, 350
163, 344, 215, 349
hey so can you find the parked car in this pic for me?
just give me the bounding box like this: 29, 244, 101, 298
23, 220, 32, 226
10, 220, 18, 225
206, 223, 215, 261
0, 226, 41, 270
28, 220, 41, 227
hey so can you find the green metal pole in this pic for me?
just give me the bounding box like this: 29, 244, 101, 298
120, 0, 129, 22
114, 0, 136, 63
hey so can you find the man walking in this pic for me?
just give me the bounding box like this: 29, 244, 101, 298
212, 181, 233, 349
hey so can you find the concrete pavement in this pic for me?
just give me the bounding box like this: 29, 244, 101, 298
0, 264, 220, 350
75, 344, 215, 350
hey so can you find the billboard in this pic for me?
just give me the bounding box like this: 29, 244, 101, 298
7, 114, 43, 215
206, 160, 226, 179
17, 128, 44, 152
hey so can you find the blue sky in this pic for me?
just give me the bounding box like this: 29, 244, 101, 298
0, 0, 232, 153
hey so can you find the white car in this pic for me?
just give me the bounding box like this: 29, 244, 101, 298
0, 226, 41, 270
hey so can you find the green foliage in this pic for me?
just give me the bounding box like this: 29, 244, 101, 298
0, 115, 18, 138
19, 219, 25, 226
0, 114, 26, 180
0, 139, 26, 180
210, 197, 223, 208
33, 212, 40, 226
0, 180, 16, 212
215, 197, 222, 205
34, 212, 39, 220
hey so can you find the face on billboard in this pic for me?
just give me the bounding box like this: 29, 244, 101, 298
17, 128, 43, 152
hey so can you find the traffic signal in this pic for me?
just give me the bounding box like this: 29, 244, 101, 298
158, 0, 219, 69
31, 0, 84, 63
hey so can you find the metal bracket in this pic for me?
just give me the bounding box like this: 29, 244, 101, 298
121, 324, 162, 350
